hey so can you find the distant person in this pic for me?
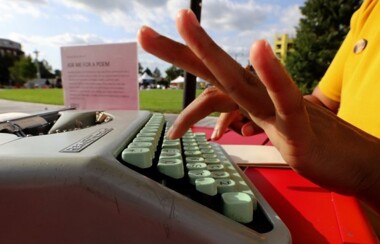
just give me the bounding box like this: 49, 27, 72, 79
55, 78, 62, 88
45, 79, 51, 88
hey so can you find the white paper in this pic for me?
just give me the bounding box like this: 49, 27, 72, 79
61, 42, 139, 110
222, 145, 289, 168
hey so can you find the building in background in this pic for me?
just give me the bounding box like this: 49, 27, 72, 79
0, 38, 24, 58
273, 34, 294, 64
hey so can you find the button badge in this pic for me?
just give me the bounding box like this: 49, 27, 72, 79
353, 39, 367, 54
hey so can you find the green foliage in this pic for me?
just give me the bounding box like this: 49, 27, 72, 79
0, 54, 18, 86
138, 62, 144, 74
9, 55, 37, 84
38, 60, 55, 78
286, 0, 361, 94
144, 67, 153, 76
165, 65, 184, 83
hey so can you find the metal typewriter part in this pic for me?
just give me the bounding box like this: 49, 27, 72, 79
0, 110, 291, 243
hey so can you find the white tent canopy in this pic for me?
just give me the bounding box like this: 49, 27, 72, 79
170, 76, 185, 84
138, 73, 155, 83
170, 76, 205, 84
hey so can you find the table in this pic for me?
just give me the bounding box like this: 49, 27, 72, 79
192, 126, 378, 243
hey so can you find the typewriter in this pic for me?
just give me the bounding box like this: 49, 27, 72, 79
0, 109, 291, 243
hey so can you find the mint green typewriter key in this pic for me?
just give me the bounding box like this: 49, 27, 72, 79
162, 140, 181, 149
138, 131, 159, 143
221, 162, 236, 172
195, 138, 207, 143
186, 162, 207, 170
195, 135, 207, 140
137, 132, 156, 137
217, 155, 229, 161
222, 192, 254, 223
207, 164, 224, 171
128, 142, 154, 156
204, 158, 221, 164
182, 133, 195, 139
121, 148, 152, 168
183, 146, 200, 151
182, 138, 195, 142
157, 158, 184, 179
211, 171, 230, 179
197, 141, 210, 146
185, 157, 205, 163
198, 144, 212, 149
183, 131, 193, 137
241, 190, 258, 210
184, 150, 202, 157
231, 173, 247, 188
215, 179, 236, 193
188, 169, 211, 185
182, 142, 198, 147
195, 177, 217, 196
203, 154, 217, 159
201, 148, 214, 154
160, 151, 182, 160
237, 180, 249, 190
140, 127, 158, 133
134, 136, 154, 144
193, 132, 206, 138
161, 148, 180, 154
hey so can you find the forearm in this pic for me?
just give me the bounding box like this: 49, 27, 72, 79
356, 140, 380, 215
304, 86, 340, 114
298, 101, 380, 215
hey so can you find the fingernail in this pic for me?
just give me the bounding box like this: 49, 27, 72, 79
167, 125, 174, 138
211, 128, 219, 140
138, 26, 159, 38
242, 124, 255, 136
178, 9, 199, 27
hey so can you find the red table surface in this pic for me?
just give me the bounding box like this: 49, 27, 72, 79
192, 126, 378, 244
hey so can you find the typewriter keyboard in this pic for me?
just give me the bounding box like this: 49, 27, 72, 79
119, 113, 273, 232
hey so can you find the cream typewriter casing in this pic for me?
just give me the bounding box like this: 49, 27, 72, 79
0, 110, 290, 243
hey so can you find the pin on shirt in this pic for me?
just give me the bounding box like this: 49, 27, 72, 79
353, 39, 368, 54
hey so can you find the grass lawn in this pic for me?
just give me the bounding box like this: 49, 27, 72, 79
0, 88, 204, 114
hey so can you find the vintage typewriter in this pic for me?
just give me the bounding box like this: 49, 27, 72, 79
0, 109, 291, 243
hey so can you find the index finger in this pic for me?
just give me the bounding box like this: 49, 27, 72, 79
168, 87, 238, 139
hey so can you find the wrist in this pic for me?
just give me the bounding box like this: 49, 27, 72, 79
355, 141, 380, 215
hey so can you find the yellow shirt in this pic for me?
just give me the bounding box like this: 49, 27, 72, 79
318, 0, 380, 138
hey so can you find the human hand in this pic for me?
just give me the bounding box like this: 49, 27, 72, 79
211, 65, 263, 140
212, 110, 262, 140
138, 9, 380, 212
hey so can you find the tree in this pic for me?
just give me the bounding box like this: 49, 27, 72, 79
143, 67, 153, 76
54, 69, 61, 77
165, 65, 184, 83
138, 62, 144, 74
152, 67, 161, 79
0, 54, 18, 86
38, 60, 55, 79
286, 0, 361, 94
9, 55, 37, 85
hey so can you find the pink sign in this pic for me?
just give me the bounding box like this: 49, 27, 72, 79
61, 42, 139, 110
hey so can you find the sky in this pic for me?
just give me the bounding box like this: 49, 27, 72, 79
0, 0, 305, 74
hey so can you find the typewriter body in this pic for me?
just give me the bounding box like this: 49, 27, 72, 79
0, 109, 290, 243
